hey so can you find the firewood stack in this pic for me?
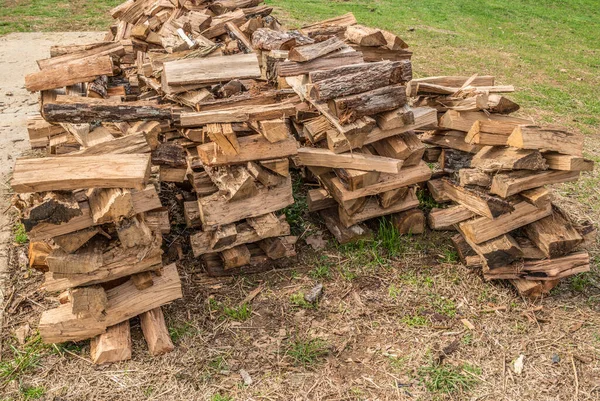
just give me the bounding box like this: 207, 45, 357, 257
415, 77, 596, 298
265, 15, 437, 243
15, 0, 298, 362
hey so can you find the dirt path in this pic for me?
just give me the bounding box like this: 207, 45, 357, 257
0, 31, 105, 336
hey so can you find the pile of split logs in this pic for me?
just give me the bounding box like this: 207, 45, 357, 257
419, 77, 596, 297
11, 0, 597, 362
278, 17, 436, 242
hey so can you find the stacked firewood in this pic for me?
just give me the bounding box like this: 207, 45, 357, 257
16, 0, 297, 362
416, 77, 595, 297
268, 15, 437, 243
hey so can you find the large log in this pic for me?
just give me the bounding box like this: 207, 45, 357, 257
278, 51, 364, 77
39, 263, 182, 343
523, 209, 583, 258
11, 154, 151, 193
288, 36, 346, 62
308, 60, 412, 101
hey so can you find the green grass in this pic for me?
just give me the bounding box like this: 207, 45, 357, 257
309, 257, 332, 279
222, 303, 252, 321
267, 0, 600, 135
286, 337, 329, 367
210, 394, 233, 401
13, 222, 28, 245
168, 322, 197, 343
0, 0, 122, 36
283, 174, 309, 235
20, 385, 45, 400
418, 362, 480, 394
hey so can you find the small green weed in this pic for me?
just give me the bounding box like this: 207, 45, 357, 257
222, 303, 252, 321
143, 387, 154, 397
290, 292, 315, 309
20, 385, 45, 400
402, 314, 429, 327
429, 294, 457, 319
168, 322, 197, 343
462, 333, 473, 345
340, 265, 358, 281
283, 174, 308, 235
388, 284, 402, 299
208, 355, 228, 372
439, 248, 459, 264
13, 222, 28, 245
570, 273, 592, 292
418, 362, 480, 394
210, 394, 233, 401
309, 257, 332, 279
377, 218, 404, 257
286, 337, 329, 367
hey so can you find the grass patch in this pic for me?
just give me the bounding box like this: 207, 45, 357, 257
286, 337, 329, 367
20, 385, 45, 400
402, 314, 429, 328
210, 394, 233, 401
13, 222, 28, 245
222, 303, 252, 321
0, 0, 122, 35
168, 322, 197, 343
309, 256, 332, 279
418, 362, 480, 394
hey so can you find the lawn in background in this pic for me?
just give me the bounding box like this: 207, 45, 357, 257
0, 0, 121, 35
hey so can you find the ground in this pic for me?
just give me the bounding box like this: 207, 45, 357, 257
0, 1, 599, 401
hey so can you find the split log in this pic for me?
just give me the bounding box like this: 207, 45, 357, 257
206, 123, 240, 155
507, 125, 583, 156
179, 102, 296, 126
12, 154, 151, 193
298, 147, 402, 174
251, 28, 308, 50
520, 187, 551, 209
484, 251, 589, 281
300, 13, 357, 39
88, 188, 134, 224
307, 189, 337, 212
345, 25, 386, 46
69, 285, 107, 319
46, 244, 103, 274
90, 321, 132, 364
470, 146, 548, 172
375, 105, 415, 130
25, 56, 114, 92
199, 176, 293, 227
543, 152, 594, 171
197, 134, 297, 166
490, 170, 580, 198
378, 187, 410, 209
458, 169, 492, 187
420, 130, 483, 154
371, 131, 425, 166
221, 245, 252, 268
391, 209, 425, 234
247, 161, 284, 187
439, 149, 473, 173
330, 84, 407, 124
428, 206, 475, 231
457, 228, 523, 269
140, 307, 174, 356
42, 96, 172, 123
22, 192, 82, 231
523, 209, 583, 258
260, 158, 289, 176
117, 216, 154, 248
258, 119, 291, 143
53, 227, 99, 254
210, 224, 238, 249
439, 110, 531, 134
441, 179, 514, 219
163, 53, 261, 87
458, 201, 553, 244
288, 36, 345, 62
204, 165, 258, 201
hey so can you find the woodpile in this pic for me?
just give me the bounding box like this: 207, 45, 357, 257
12, 0, 597, 361
273, 17, 435, 242
418, 76, 595, 298
16, 0, 299, 361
